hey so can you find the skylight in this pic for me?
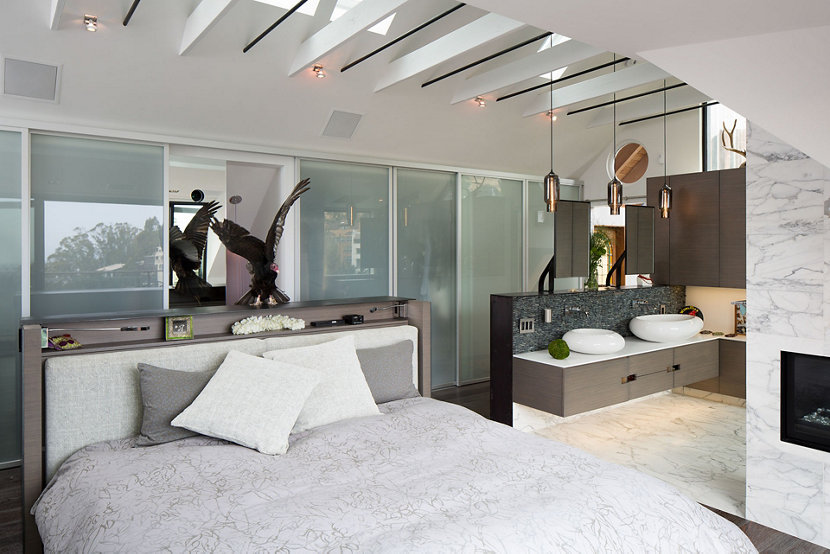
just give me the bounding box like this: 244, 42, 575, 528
539, 67, 568, 81
330, 0, 396, 35
253, 0, 320, 17
537, 34, 572, 52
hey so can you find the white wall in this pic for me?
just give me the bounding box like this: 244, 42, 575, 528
745, 122, 830, 547
578, 109, 700, 202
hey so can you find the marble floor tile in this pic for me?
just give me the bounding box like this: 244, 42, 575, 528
526, 392, 747, 517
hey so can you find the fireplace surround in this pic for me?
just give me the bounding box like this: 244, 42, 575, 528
781, 351, 830, 453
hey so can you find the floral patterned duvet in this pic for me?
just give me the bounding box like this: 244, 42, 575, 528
34, 397, 756, 553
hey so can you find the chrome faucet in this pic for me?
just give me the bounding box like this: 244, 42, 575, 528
564, 306, 589, 318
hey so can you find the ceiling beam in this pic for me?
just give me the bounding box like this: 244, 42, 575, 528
49, 0, 67, 30
450, 39, 601, 104
179, 0, 239, 56
522, 62, 670, 117
289, 0, 408, 77
374, 12, 524, 93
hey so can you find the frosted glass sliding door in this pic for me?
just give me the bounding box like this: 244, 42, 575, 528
459, 175, 522, 383
30, 134, 164, 317
525, 181, 582, 291
396, 168, 456, 388
0, 131, 21, 467
299, 160, 389, 300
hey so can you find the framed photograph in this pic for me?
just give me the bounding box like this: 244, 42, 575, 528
165, 315, 193, 341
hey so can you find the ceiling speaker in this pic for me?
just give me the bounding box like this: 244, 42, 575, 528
3, 58, 59, 102
322, 110, 362, 139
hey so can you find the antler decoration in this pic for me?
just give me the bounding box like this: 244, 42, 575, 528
721, 120, 747, 160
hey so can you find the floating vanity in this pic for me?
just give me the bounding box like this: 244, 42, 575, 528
513, 334, 743, 417
489, 286, 745, 425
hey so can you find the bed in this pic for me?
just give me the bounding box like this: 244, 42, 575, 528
27, 322, 756, 552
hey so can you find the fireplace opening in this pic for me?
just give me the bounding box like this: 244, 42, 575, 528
781, 351, 830, 453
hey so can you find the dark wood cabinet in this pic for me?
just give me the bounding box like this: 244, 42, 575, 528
647, 168, 746, 288
719, 168, 747, 288
686, 339, 745, 398
673, 341, 719, 386
513, 341, 720, 417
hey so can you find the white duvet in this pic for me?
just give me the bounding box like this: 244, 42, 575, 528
34, 397, 756, 553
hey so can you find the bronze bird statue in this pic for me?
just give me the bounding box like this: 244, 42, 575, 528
210, 178, 310, 306
170, 200, 221, 302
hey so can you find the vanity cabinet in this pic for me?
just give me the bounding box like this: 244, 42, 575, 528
686, 339, 746, 398
514, 340, 720, 417
647, 168, 745, 288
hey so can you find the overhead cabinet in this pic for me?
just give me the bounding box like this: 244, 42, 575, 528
647, 168, 745, 288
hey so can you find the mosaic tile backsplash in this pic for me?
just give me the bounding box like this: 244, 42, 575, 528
502, 286, 686, 354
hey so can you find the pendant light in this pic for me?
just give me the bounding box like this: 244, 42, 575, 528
543, 52, 560, 213
607, 55, 622, 215
659, 78, 672, 218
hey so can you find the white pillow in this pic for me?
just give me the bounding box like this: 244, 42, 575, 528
171, 350, 320, 455
262, 335, 380, 432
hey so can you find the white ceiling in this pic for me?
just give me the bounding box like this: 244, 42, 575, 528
2, 0, 827, 174
465, 0, 830, 168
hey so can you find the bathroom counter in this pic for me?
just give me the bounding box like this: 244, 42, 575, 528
515, 333, 745, 369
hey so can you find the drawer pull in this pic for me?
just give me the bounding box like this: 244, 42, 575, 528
621, 373, 637, 384
671, 364, 680, 372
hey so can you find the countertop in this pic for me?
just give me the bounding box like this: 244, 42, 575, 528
515, 333, 745, 369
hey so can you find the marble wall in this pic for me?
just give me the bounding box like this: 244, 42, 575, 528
745, 122, 830, 547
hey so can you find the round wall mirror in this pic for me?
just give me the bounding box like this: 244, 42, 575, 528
608, 142, 649, 183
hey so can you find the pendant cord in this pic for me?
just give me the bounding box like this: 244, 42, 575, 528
549, 54, 554, 172
663, 79, 669, 178
612, 54, 616, 178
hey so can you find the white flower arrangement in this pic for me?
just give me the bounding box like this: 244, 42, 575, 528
231, 314, 306, 335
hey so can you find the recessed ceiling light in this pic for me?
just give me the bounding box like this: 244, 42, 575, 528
312, 64, 326, 79
83, 14, 98, 32
474, 96, 486, 108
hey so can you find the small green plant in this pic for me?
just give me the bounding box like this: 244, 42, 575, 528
586, 230, 612, 289
548, 339, 570, 360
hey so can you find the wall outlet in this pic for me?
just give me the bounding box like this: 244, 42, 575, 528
518, 318, 535, 334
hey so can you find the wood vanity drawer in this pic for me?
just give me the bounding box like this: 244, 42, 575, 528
673, 341, 719, 387
628, 350, 674, 397
562, 358, 629, 416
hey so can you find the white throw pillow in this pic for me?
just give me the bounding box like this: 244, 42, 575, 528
263, 335, 380, 432
171, 350, 320, 455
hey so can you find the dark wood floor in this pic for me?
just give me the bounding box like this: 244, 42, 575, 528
0, 467, 21, 553
434, 381, 829, 553
2, 383, 826, 553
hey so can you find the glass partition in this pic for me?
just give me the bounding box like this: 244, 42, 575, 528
30, 134, 164, 317
396, 168, 456, 388
299, 160, 389, 300
526, 181, 582, 291
0, 131, 21, 467
459, 175, 522, 383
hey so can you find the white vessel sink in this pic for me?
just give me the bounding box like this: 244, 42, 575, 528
562, 328, 625, 354
629, 314, 703, 342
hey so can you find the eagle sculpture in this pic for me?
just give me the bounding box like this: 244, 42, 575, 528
210, 178, 310, 306
170, 200, 221, 302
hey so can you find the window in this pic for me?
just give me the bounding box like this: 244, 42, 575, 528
705, 104, 746, 170
30, 134, 164, 316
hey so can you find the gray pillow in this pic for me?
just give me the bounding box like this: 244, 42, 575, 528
356, 341, 420, 404
137, 363, 216, 446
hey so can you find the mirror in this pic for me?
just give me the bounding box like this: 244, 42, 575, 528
610, 142, 649, 184
168, 156, 227, 306
554, 200, 591, 278
624, 205, 655, 275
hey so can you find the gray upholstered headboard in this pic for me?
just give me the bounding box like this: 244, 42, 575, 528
43, 325, 418, 479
